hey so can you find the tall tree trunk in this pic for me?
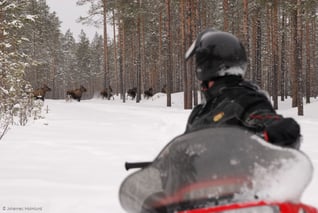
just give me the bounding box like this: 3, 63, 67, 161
193, 0, 200, 107
305, 16, 311, 103
136, 0, 142, 103
112, 8, 118, 94
280, 10, 286, 101
291, 6, 298, 108
223, 0, 229, 31
117, 11, 125, 102
158, 10, 163, 92
312, 11, 317, 98
103, 0, 109, 88
189, 0, 196, 108
265, 6, 272, 93
0, 7, 3, 44
165, 0, 172, 107
242, 0, 249, 78
251, 6, 261, 86
271, 0, 278, 109
180, 0, 188, 109
296, 0, 303, 115
184, 0, 192, 109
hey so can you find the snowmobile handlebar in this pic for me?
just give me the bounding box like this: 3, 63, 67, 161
125, 161, 152, 170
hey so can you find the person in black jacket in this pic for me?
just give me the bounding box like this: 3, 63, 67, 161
185, 29, 300, 149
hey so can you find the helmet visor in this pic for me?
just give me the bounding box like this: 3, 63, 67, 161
185, 29, 218, 60
185, 39, 196, 60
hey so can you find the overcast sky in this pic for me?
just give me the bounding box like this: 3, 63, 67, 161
45, 0, 103, 41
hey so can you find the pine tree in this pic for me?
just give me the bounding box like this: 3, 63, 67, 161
75, 30, 91, 98
90, 33, 104, 95
58, 30, 77, 98
0, 0, 35, 130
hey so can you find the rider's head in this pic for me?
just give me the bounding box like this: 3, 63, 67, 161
185, 29, 247, 82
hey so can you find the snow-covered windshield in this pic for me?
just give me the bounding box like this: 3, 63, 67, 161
119, 127, 313, 213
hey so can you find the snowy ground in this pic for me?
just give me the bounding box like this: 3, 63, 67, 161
0, 93, 317, 213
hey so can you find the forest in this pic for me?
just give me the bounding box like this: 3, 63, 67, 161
0, 0, 318, 131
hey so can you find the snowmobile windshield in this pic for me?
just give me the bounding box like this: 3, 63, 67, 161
119, 127, 313, 213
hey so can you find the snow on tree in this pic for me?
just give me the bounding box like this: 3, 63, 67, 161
0, 0, 36, 134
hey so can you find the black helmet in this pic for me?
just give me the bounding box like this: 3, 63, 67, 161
185, 29, 247, 81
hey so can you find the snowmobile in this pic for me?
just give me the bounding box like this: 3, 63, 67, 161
119, 127, 318, 213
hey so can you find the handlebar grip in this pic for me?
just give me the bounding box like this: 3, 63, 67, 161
125, 162, 151, 170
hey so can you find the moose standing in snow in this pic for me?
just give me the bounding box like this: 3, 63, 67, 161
66, 85, 87, 102
33, 84, 51, 101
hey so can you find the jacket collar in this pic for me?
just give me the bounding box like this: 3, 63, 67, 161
202, 75, 243, 100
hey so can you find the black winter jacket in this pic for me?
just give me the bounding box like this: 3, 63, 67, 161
185, 76, 300, 149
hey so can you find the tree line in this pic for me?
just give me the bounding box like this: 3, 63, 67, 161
0, 0, 318, 131
78, 0, 318, 114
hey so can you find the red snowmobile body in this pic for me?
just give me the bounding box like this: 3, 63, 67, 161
119, 127, 317, 213
178, 201, 318, 213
